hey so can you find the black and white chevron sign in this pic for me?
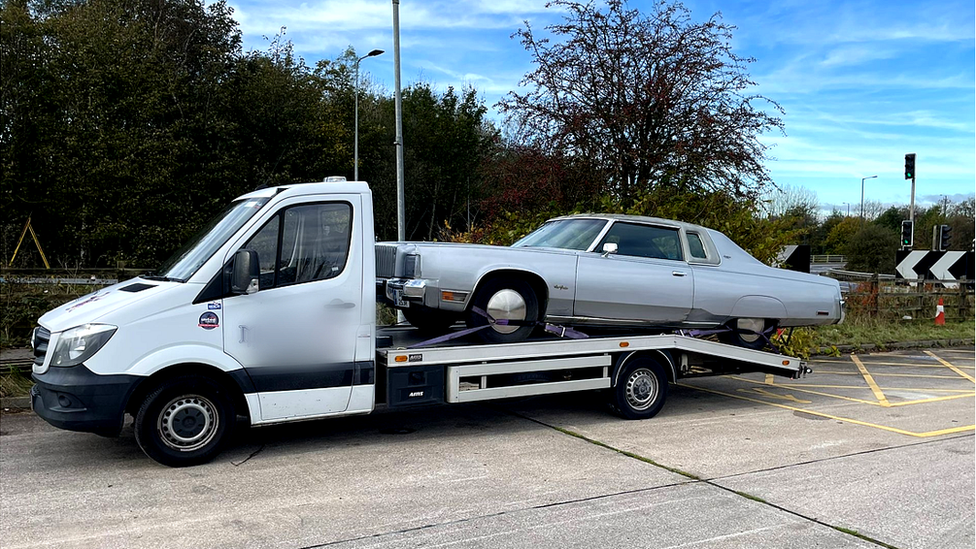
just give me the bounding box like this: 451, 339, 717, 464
895, 250, 974, 284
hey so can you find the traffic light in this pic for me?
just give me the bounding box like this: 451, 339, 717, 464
901, 220, 913, 248
939, 224, 952, 251
904, 153, 916, 180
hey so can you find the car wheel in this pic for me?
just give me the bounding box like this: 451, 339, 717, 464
466, 277, 539, 343
402, 306, 457, 334
134, 376, 235, 467
610, 357, 668, 420
720, 318, 772, 350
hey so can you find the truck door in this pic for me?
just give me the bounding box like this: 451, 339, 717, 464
575, 221, 693, 324
221, 195, 365, 422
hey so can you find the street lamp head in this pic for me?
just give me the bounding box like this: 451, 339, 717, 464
367, 49, 384, 57
863, 175, 877, 181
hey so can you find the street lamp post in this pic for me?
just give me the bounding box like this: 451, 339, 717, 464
354, 49, 384, 182
842, 202, 850, 216
859, 175, 878, 221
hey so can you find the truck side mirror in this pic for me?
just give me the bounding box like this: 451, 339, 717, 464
231, 249, 260, 295
602, 242, 618, 257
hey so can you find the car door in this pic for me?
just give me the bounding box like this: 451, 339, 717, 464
221, 195, 364, 422
574, 221, 693, 324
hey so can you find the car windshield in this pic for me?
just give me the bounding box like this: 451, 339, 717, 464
152, 197, 270, 282
512, 218, 608, 251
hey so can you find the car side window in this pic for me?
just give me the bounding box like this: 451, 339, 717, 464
686, 232, 708, 260
241, 202, 352, 290
598, 222, 683, 261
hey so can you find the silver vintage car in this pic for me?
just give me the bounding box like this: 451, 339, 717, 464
376, 214, 844, 347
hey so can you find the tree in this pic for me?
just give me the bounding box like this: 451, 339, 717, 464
845, 225, 898, 274
498, 0, 784, 200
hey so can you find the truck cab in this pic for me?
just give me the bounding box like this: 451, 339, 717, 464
31, 182, 378, 466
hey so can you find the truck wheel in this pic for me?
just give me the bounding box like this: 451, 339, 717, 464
720, 318, 771, 351
467, 278, 539, 344
402, 306, 457, 334
134, 376, 235, 467
611, 358, 668, 420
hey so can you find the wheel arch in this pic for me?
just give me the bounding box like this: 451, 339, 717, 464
469, 268, 550, 318
124, 363, 251, 421
612, 350, 677, 387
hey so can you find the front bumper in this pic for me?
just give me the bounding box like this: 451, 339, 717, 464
31, 363, 142, 437
377, 278, 469, 312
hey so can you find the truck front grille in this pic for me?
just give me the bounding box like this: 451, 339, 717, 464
375, 244, 397, 278
32, 326, 51, 369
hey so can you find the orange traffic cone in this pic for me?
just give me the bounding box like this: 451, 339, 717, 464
935, 297, 945, 326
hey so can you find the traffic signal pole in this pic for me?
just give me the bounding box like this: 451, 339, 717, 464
905, 153, 916, 231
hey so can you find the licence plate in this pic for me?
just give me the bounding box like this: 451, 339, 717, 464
393, 288, 409, 308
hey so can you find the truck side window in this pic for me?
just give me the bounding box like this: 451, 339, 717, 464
242, 202, 353, 290
243, 216, 280, 289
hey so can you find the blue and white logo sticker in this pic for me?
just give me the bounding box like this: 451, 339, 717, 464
198, 312, 220, 330
208, 301, 222, 310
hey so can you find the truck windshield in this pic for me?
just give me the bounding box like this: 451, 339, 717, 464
152, 198, 270, 282
512, 218, 608, 251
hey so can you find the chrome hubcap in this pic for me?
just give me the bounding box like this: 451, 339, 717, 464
157, 395, 218, 452
486, 289, 526, 334
625, 368, 658, 411
736, 318, 765, 343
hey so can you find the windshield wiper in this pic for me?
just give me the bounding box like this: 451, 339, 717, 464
141, 273, 184, 283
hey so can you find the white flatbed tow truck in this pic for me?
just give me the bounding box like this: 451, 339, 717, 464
30, 181, 809, 467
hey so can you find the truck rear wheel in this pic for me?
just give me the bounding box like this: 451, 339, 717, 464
611, 358, 668, 420
134, 376, 235, 467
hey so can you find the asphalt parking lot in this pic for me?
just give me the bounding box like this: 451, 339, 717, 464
1, 347, 973, 549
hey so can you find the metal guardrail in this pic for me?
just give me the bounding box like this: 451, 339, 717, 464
811, 255, 846, 264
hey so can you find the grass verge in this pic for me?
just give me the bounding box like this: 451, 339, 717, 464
1, 370, 34, 399
812, 317, 973, 353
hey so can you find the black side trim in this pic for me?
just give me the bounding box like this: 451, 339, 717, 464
32, 364, 142, 436
193, 267, 225, 304
119, 283, 157, 293
246, 361, 374, 392
355, 362, 375, 385
227, 368, 257, 394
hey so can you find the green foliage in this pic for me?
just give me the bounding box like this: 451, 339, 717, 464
771, 328, 815, 359
844, 224, 899, 274
822, 216, 861, 255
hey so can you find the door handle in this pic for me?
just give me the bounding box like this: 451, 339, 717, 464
672, 271, 686, 277
327, 299, 356, 309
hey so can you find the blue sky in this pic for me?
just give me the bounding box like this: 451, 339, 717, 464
218, 0, 975, 213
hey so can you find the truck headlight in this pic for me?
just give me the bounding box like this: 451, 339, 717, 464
51, 324, 117, 367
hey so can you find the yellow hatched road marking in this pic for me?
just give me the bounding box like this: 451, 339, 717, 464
764, 374, 774, 385
814, 360, 975, 370
737, 387, 812, 404
678, 383, 976, 438
886, 393, 976, 407
851, 355, 890, 406
731, 376, 887, 406
813, 371, 967, 379
778, 383, 975, 393
924, 350, 976, 383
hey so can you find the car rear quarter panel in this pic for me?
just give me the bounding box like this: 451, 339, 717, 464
691, 230, 842, 326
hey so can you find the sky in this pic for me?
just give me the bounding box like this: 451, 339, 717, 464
216, 0, 976, 214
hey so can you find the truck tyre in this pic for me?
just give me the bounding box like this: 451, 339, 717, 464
467, 277, 539, 344
134, 376, 235, 467
720, 318, 771, 351
611, 358, 668, 420
402, 306, 457, 334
